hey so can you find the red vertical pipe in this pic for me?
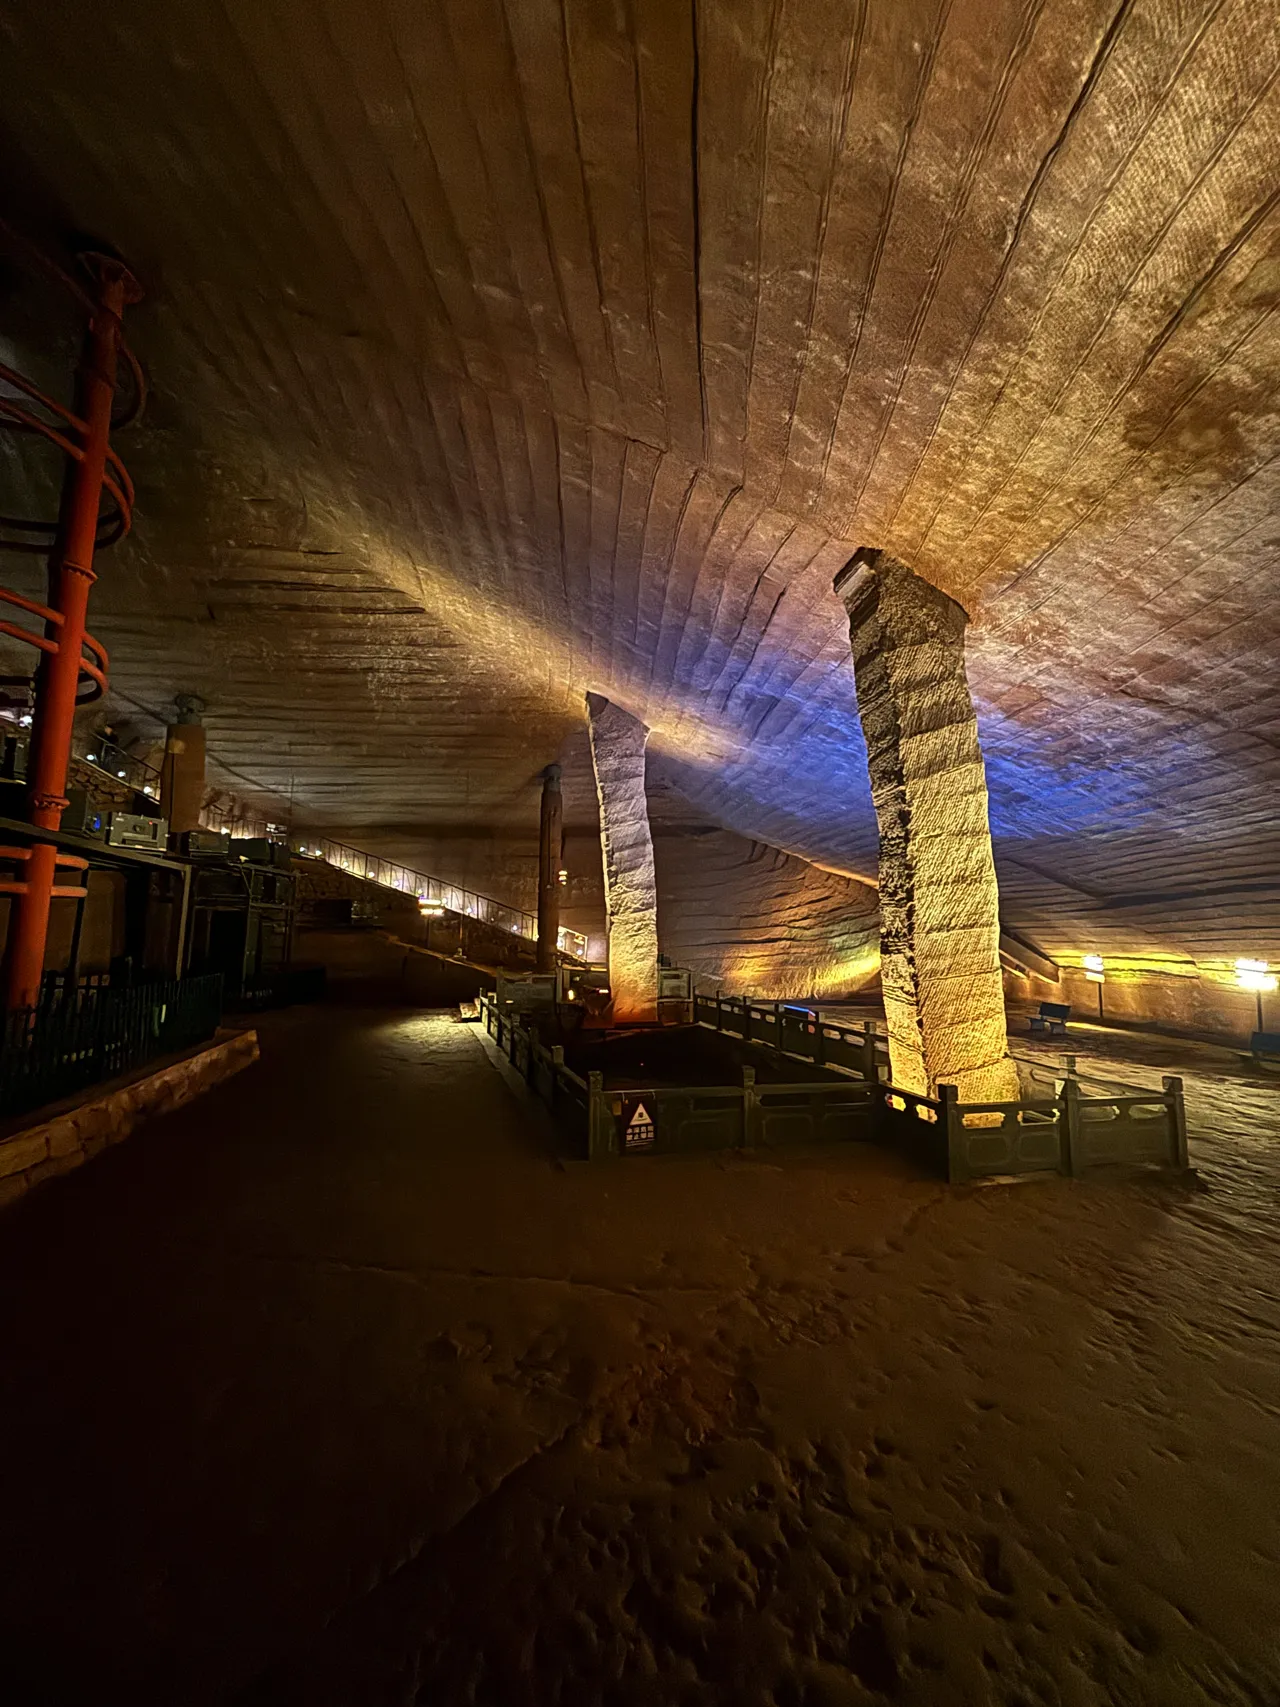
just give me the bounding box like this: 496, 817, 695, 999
6, 257, 138, 1011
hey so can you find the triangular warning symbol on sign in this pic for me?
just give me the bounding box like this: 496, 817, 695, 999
628, 1101, 652, 1126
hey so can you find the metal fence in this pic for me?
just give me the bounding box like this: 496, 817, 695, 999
72, 732, 162, 800
0, 973, 225, 1119
292, 833, 589, 961
478, 991, 1190, 1181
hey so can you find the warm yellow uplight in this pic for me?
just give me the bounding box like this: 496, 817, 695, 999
1235, 958, 1277, 994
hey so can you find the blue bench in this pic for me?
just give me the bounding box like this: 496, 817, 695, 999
1029, 1001, 1071, 1038
1250, 1031, 1280, 1070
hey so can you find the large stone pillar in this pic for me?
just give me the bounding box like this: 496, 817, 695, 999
536, 763, 563, 972
834, 549, 1018, 1104
158, 693, 206, 835
586, 693, 659, 1024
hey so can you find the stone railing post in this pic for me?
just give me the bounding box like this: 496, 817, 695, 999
1060, 1075, 1082, 1178
860, 1021, 878, 1084
939, 1083, 967, 1184
742, 1066, 760, 1151
1163, 1075, 1189, 1170
588, 1070, 615, 1161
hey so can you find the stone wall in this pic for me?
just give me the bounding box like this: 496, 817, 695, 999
653, 828, 880, 1000
295, 928, 492, 1006
1006, 960, 1269, 1049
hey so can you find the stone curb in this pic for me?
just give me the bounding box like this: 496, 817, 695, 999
0, 1029, 260, 1211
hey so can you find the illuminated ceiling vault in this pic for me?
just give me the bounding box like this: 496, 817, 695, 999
0, 0, 1277, 967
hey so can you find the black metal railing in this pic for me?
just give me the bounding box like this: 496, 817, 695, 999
72, 732, 162, 800
0, 973, 224, 1119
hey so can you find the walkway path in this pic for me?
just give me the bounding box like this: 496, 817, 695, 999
0, 1006, 1277, 1705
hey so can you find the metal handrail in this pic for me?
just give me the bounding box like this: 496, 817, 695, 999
0, 357, 135, 555
72, 732, 162, 799
293, 832, 589, 961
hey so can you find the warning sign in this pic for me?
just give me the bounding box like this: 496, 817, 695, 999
624, 1099, 656, 1151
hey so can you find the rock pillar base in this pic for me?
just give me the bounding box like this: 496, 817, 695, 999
835, 549, 1018, 1104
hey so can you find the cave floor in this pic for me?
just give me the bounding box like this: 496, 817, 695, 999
0, 1005, 1277, 1707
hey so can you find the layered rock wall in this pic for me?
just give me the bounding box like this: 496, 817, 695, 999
652, 825, 879, 999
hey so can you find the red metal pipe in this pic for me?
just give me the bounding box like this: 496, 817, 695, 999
5, 256, 140, 1011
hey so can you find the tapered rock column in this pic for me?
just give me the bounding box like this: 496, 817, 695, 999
834, 549, 1018, 1103
536, 763, 563, 973
586, 693, 659, 1024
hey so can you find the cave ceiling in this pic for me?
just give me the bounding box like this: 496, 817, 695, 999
1, 0, 1278, 963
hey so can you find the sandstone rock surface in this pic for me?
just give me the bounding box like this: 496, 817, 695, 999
838, 549, 1019, 1103
586, 694, 659, 1024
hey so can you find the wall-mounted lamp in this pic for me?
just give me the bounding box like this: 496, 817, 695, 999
557, 868, 569, 886
1236, 958, 1276, 1033
1082, 953, 1105, 1021
1235, 957, 1276, 993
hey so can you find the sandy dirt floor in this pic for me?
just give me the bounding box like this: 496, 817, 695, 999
0, 1004, 1277, 1706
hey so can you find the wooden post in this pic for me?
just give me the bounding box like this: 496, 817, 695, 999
1060, 1075, 1082, 1178
939, 1083, 967, 1184
812, 1017, 826, 1068
1163, 1075, 1189, 1170
715, 991, 723, 1031
741, 1066, 760, 1152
